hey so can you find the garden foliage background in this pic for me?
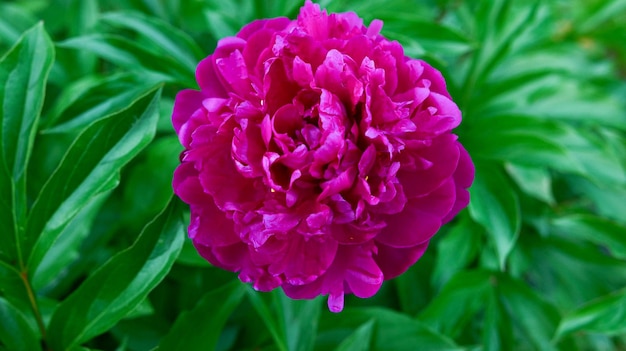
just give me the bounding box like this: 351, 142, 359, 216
1, 0, 626, 350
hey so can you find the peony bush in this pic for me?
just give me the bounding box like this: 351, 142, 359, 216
1, 0, 625, 350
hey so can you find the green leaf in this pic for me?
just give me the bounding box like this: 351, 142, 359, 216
419, 270, 491, 338
0, 4, 37, 49
377, 13, 471, 59
578, 0, 626, 33
505, 163, 554, 205
459, 0, 540, 109
47, 200, 185, 351
0, 297, 41, 351
0, 261, 31, 320
468, 116, 626, 185
334, 319, 375, 351
277, 291, 322, 351
482, 289, 513, 351
550, 214, 626, 260
57, 34, 195, 87
176, 237, 211, 267
100, 11, 204, 72
246, 289, 288, 351
0, 22, 53, 264
497, 274, 560, 351
121, 136, 182, 231
25, 87, 161, 274
332, 308, 461, 351
557, 288, 626, 338
31, 191, 108, 291
42, 73, 162, 133
465, 116, 571, 170
157, 281, 245, 351
431, 216, 483, 290
468, 162, 520, 269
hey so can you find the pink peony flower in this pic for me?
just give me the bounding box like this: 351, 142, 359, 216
172, 0, 474, 312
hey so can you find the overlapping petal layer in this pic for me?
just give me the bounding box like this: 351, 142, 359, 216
173, 0, 474, 312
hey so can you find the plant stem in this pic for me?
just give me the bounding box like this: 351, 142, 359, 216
20, 270, 47, 346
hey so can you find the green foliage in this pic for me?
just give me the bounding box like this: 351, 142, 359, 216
0, 0, 625, 350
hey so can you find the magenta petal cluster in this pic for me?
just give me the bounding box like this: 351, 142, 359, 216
172, 0, 474, 312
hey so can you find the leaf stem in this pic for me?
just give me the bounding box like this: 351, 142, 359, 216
20, 270, 47, 347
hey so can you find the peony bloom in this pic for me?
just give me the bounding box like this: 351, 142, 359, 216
173, 0, 474, 312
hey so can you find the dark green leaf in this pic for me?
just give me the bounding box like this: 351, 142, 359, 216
247, 289, 288, 351
47, 200, 185, 350
0, 297, 41, 351
497, 274, 560, 351
468, 162, 520, 269
334, 308, 461, 351
482, 290, 513, 351
419, 270, 492, 338
121, 136, 182, 231
31, 192, 108, 291
25, 87, 161, 274
157, 281, 245, 351
0, 261, 31, 319
42, 73, 162, 133
0, 22, 53, 264
431, 216, 483, 290
277, 292, 322, 351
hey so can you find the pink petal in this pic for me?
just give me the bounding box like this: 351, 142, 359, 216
375, 178, 456, 248
172, 89, 204, 135
374, 241, 429, 279
196, 56, 228, 97
398, 134, 460, 198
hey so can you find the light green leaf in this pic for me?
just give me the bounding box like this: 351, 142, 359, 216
57, 34, 195, 87
465, 116, 572, 170
0, 4, 37, 49
157, 281, 245, 351
578, 0, 626, 33
100, 11, 204, 72
0, 297, 41, 351
25, 87, 162, 277
47, 200, 185, 351
0, 22, 53, 264
550, 214, 626, 260
557, 288, 626, 338
505, 163, 555, 205
335, 319, 374, 351
468, 162, 520, 269
459, 0, 540, 109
